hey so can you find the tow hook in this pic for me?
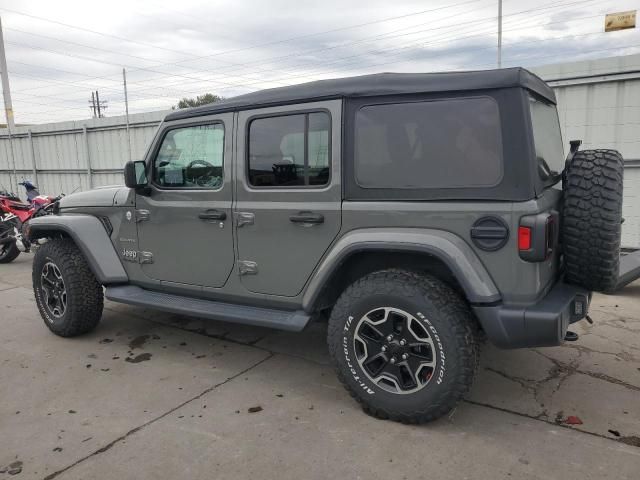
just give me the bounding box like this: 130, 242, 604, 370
564, 331, 579, 342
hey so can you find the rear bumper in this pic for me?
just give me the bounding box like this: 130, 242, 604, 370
472, 281, 591, 348
615, 249, 640, 291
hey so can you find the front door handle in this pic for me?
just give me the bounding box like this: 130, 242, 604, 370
289, 211, 324, 224
198, 209, 227, 221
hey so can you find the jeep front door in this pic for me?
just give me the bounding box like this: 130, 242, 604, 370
136, 114, 234, 288
234, 101, 342, 296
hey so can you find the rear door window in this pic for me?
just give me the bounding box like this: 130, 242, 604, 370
248, 112, 331, 187
354, 97, 502, 189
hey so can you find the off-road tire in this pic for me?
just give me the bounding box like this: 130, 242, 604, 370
0, 222, 20, 263
327, 269, 479, 424
33, 238, 103, 337
562, 149, 624, 292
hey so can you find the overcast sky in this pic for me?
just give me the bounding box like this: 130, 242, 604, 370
1, 0, 639, 124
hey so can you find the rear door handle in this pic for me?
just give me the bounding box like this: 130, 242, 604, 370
289, 211, 324, 224
198, 209, 227, 221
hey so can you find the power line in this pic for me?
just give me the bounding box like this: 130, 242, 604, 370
8, 0, 597, 98
4, 0, 634, 122
94, 2, 609, 100
6, 0, 491, 95
20, 39, 640, 123
4, 27, 293, 88
14, 29, 639, 121
103, 0, 593, 85
113, 0, 605, 87
9, 20, 615, 121
0, 0, 485, 83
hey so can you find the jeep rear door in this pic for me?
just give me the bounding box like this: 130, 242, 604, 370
234, 100, 342, 296
135, 113, 235, 289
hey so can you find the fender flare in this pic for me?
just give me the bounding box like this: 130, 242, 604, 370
302, 228, 501, 311
27, 215, 128, 284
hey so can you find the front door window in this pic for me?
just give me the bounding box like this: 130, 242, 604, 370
154, 124, 224, 189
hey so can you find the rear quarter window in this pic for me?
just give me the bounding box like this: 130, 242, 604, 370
528, 94, 565, 186
354, 97, 503, 189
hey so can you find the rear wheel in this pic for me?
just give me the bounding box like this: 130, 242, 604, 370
327, 269, 479, 424
0, 221, 20, 264
562, 149, 624, 292
33, 238, 104, 337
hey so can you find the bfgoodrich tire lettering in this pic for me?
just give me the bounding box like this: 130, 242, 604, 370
562, 149, 624, 292
33, 238, 104, 337
327, 269, 479, 424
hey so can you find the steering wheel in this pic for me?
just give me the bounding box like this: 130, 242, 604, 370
186, 159, 218, 187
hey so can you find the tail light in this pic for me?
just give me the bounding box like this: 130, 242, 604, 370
518, 226, 532, 250
519, 212, 558, 262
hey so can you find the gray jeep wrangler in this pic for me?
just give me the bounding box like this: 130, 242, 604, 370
27, 68, 625, 424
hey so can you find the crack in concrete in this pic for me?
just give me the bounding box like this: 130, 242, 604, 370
483, 354, 577, 420
589, 312, 640, 335
601, 321, 640, 335
464, 399, 640, 449
562, 343, 640, 363
483, 367, 538, 393
534, 350, 640, 392
0, 285, 21, 292
41, 352, 275, 480
483, 342, 640, 430
587, 332, 640, 354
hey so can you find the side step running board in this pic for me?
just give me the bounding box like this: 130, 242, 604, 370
105, 285, 311, 332
613, 249, 640, 292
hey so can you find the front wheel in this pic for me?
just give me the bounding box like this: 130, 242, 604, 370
327, 269, 479, 424
33, 238, 104, 337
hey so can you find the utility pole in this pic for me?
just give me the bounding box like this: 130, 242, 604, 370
497, 0, 503, 68
123, 68, 132, 162
0, 17, 17, 194
90, 91, 97, 117
96, 90, 102, 117
88, 90, 108, 118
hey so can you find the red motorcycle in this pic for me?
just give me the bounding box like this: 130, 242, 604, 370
0, 181, 63, 263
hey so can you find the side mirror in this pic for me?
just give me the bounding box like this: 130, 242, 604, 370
124, 161, 148, 189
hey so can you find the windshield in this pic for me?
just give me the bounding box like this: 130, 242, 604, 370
529, 94, 564, 187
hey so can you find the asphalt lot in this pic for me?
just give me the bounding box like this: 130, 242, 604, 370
1, 254, 639, 479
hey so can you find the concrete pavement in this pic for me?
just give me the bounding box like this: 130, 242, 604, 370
1, 254, 639, 479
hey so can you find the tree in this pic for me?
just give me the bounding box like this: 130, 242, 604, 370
173, 93, 224, 109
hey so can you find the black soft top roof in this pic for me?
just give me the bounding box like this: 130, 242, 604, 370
165, 67, 554, 121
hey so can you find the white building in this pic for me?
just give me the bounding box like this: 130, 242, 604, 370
532, 54, 640, 248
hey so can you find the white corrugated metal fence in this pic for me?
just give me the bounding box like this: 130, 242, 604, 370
0, 111, 166, 198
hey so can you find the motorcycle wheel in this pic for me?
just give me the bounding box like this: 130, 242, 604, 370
0, 221, 20, 263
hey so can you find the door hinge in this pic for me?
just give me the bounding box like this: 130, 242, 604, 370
235, 212, 254, 227
136, 209, 151, 222
238, 260, 258, 275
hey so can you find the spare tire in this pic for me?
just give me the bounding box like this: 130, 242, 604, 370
562, 149, 624, 292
